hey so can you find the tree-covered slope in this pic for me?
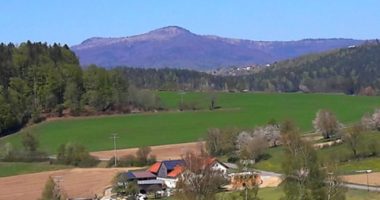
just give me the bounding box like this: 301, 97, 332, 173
245, 42, 380, 94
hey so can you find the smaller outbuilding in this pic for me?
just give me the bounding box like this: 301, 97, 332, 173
122, 171, 157, 181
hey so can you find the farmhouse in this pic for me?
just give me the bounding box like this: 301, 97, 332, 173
208, 157, 231, 174
121, 158, 232, 192
148, 159, 185, 188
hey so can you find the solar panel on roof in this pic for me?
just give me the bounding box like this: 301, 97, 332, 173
125, 172, 136, 180
162, 159, 185, 170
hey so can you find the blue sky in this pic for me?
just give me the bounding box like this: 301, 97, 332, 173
1, 1, 379, 45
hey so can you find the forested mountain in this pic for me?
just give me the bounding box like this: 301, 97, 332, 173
71, 26, 364, 70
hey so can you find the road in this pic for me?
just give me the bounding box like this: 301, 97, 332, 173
344, 183, 380, 192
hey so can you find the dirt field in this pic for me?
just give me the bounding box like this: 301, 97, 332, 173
342, 172, 380, 186
0, 167, 140, 200
260, 176, 283, 188
0, 142, 203, 200
91, 141, 204, 161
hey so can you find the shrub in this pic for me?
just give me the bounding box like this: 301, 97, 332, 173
108, 155, 157, 168
2, 150, 48, 162
31, 109, 45, 123
108, 155, 137, 167
179, 100, 201, 111
368, 140, 380, 156
56, 143, 99, 167
0, 142, 13, 160
107, 149, 156, 167
22, 132, 39, 152
1, 133, 48, 162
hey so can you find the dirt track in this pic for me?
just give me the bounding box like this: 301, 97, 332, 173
0, 167, 140, 200
91, 141, 204, 161
342, 172, 380, 186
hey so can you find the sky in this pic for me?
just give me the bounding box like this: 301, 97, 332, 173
1, 1, 379, 46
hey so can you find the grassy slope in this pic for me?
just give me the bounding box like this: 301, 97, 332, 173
254, 132, 380, 174
0, 162, 69, 177
2, 92, 380, 154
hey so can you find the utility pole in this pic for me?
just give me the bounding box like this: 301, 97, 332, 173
179, 91, 186, 108
242, 182, 247, 200
355, 169, 372, 192
110, 134, 119, 167
366, 170, 372, 191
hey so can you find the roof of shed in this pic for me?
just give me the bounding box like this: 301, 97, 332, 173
162, 159, 185, 170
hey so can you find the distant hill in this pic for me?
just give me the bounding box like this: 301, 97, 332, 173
245, 41, 380, 94
76, 42, 380, 95
71, 26, 365, 70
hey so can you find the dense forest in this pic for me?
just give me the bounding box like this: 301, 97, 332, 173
246, 41, 380, 94
1, 41, 380, 136
0, 42, 161, 136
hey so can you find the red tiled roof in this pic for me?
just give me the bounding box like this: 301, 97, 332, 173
148, 162, 162, 173
205, 157, 229, 169
206, 157, 217, 166
167, 165, 184, 178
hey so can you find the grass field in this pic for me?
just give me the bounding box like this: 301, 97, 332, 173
254, 132, 380, 174
2, 92, 380, 154
216, 187, 380, 200
0, 162, 70, 177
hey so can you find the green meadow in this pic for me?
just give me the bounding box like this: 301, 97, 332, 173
0, 162, 70, 177
2, 92, 380, 154
254, 132, 380, 174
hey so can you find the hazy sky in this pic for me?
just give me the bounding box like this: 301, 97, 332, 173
1, 1, 379, 45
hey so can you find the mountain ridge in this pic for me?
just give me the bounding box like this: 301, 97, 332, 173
71, 26, 366, 70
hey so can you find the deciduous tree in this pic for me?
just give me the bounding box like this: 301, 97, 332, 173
281, 120, 328, 200
175, 151, 227, 200
343, 124, 363, 158
21, 132, 39, 153
136, 146, 152, 165
313, 110, 341, 139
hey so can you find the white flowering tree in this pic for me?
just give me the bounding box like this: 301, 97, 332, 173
236, 125, 280, 162
361, 112, 375, 130
313, 110, 341, 139
371, 109, 380, 130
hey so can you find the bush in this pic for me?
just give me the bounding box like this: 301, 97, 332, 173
179, 100, 201, 111
2, 150, 48, 162
0, 142, 13, 160
0, 133, 48, 162
368, 140, 380, 156
227, 156, 239, 163
108, 154, 157, 167
108, 155, 137, 167
56, 143, 99, 167
31, 109, 45, 124
22, 132, 39, 152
